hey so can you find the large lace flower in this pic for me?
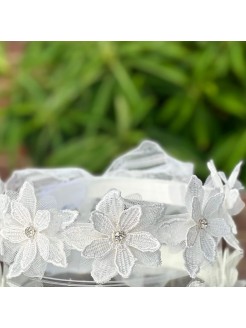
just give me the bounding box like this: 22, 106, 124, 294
77, 189, 160, 284
1, 181, 78, 279
184, 176, 231, 278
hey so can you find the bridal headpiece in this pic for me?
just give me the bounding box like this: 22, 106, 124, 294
0, 141, 244, 286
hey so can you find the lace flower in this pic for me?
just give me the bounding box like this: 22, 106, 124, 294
184, 176, 231, 278
78, 189, 160, 284
206, 160, 244, 217
1, 182, 78, 279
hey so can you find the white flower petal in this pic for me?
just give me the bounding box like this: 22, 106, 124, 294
7, 247, 24, 279
37, 233, 50, 261
227, 189, 245, 216
228, 161, 242, 189
115, 245, 136, 278
24, 254, 47, 279
11, 201, 32, 227
200, 230, 216, 262
185, 176, 204, 212
91, 251, 117, 284
186, 225, 200, 247
203, 193, 224, 220
207, 160, 224, 189
96, 189, 124, 225
126, 231, 160, 252
184, 238, 204, 278
119, 205, 141, 232
62, 223, 102, 251
207, 218, 231, 238
191, 197, 201, 222
83, 239, 112, 259
2, 227, 28, 243
21, 240, 37, 271
17, 182, 37, 218
48, 238, 67, 267
34, 210, 50, 231
90, 211, 114, 235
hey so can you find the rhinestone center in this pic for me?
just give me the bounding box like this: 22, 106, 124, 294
198, 219, 208, 229
113, 231, 126, 242
25, 226, 36, 238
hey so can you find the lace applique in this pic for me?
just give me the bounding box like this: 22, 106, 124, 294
184, 176, 231, 278
67, 189, 161, 284
1, 181, 79, 279
205, 161, 245, 251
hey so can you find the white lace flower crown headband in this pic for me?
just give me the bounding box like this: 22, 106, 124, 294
0, 140, 244, 285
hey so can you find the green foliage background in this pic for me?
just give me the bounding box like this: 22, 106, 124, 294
0, 41, 246, 181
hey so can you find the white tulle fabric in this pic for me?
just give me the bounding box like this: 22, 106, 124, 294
0, 140, 244, 284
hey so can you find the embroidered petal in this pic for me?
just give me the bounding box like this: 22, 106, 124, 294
96, 189, 124, 225
115, 245, 136, 278
90, 211, 114, 235
185, 176, 204, 212
200, 230, 216, 262
186, 225, 200, 247
207, 218, 231, 238
37, 233, 50, 261
34, 210, 50, 231
119, 205, 142, 232
1, 227, 28, 243
91, 251, 117, 284
21, 240, 37, 271
191, 197, 201, 222
7, 247, 24, 279
11, 201, 32, 227
184, 238, 204, 278
203, 193, 224, 220
62, 223, 102, 251
17, 182, 37, 218
83, 239, 112, 259
126, 231, 160, 252
48, 238, 67, 267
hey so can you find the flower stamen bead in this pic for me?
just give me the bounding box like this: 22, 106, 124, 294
25, 226, 36, 238
113, 231, 126, 243
198, 219, 208, 229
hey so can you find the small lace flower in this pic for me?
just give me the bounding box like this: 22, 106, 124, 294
184, 176, 231, 278
78, 189, 160, 284
1, 181, 78, 279
206, 160, 244, 217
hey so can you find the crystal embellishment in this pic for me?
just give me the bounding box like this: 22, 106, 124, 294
113, 231, 126, 242
198, 219, 208, 229
25, 226, 36, 238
